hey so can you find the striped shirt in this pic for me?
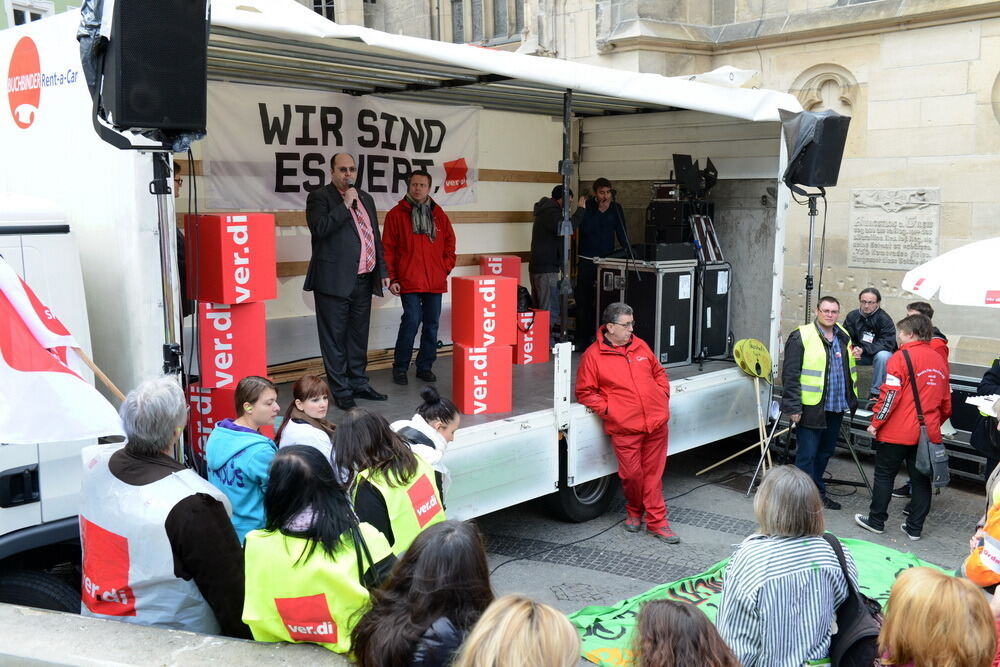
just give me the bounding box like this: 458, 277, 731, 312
716, 534, 859, 667
825, 333, 849, 413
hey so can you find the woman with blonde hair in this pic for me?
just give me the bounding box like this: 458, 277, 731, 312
452, 594, 579, 667
879, 567, 996, 667
716, 465, 859, 667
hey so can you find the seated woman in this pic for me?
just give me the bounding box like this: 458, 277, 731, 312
391, 385, 460, 500
336, 407, 445, 556
276, 374, 336, 458
716, 465, 859, 667
879, 567, 996, 667
243, 446, 395, 655
452, 594, 580, 667
351, 520, 494, 666
206, 375, 280, 542
633, 599, 739, 667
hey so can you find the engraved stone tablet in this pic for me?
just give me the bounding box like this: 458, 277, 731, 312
848, 188, 939, 270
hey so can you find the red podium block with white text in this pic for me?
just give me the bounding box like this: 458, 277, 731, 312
450, 275, 517, 347
198, 301, 267, 389
453, 343, 513, 414
188, 384, 236, 463
478, 255, 522, 281
184, 213, 276, 304
514, 309, 550, 365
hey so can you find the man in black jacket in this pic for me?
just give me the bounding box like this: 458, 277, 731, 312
844, 287, 896, 401
305, 153, 390, 410
529, 185, 584, 338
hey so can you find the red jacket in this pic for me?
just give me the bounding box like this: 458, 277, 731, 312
575, 329, 671, 436
870, 340, 952, 445
382, 199, 456, 294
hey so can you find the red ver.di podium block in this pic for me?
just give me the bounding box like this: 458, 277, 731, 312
450, 275, 517, 347
198, 301, 267, 390
184, 213, 276, 304
478, 255, 521, 281
453, 343, 513, 415
514, 309, 550, 365
189, 384, 273, 466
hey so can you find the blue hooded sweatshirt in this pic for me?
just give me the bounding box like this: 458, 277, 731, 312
205, 419, 277, 543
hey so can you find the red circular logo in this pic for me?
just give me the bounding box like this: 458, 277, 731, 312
8, 36, 41, 129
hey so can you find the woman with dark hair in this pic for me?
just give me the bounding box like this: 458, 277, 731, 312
243, 446, 395, 654
276, 374, 337, 461
633, 600, 739, 667
391, 385, 460, 500
336, 407, 446, 556
206, 375, 280, 542
351, 520, 494, 666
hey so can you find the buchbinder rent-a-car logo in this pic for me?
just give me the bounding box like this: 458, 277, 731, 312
7, 37, 41, 129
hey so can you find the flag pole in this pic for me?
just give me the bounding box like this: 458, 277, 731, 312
74, 347, 126, 403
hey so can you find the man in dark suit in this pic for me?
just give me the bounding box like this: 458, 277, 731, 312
305, 153, 390, 410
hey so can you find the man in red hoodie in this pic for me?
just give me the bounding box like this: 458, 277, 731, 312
855, 314, 951, 541
383, 170, 457, 386
576, 302, 677, 543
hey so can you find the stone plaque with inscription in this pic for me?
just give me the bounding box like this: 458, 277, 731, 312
848, 188, 939, 270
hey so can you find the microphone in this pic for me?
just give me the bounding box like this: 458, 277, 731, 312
346, 180, 358, 210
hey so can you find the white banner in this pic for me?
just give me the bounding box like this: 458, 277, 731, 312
205, 82, 479, 211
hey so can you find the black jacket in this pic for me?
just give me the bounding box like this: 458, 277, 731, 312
410, 616, 465, 667
529, 197, 583, 274
843, 307, 896, 358
303, 184, 387, 298
781, 322, 859, 429
971, 359, 1000, 458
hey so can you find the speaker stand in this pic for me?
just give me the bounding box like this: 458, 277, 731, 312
792, 185, 825, 324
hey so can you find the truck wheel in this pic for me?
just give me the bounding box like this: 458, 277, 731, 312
0, 571, 80, 613
546, 474, 619, 523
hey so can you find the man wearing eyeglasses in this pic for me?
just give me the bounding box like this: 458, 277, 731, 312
844, 288, 897, 402
576, 302, 678, 543
781, 296, 860, 510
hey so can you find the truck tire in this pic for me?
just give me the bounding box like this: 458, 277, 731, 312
0, 570, 80, 613
545, 474, 619, 523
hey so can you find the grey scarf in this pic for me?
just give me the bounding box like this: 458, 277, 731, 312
405, 194, 435, 241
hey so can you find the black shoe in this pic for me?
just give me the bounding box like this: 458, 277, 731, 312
854, 513, 884, 534
892, 482, 911, 498
353, 386, 388, 401
334, 395, 356, 410
415, 369, 436, 382
822, 496, 842, 510
902, 502, 911, 516
900, 522, 921, 541
392, 369, 408, 385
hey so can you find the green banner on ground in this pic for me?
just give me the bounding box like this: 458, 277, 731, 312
569, 537, 946, 667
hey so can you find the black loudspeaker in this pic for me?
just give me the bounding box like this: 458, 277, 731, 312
101, 0, 208, 131
780, 110, 851, 189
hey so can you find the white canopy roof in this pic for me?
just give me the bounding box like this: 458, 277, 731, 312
209, 0, 801, 121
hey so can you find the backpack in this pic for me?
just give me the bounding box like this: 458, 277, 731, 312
822, 533, 883, 667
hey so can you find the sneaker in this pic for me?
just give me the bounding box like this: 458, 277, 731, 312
854, 514, 884, 534
623, 516, 642, 533
415, 369, 437, 382
822, 496, 842, 510
902, 502, 910, 516
892, 482, 911, 499
648, 526, 681, 544
901, 523, 921, 541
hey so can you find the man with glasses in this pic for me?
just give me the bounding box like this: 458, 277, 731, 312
844, 287, 897, 402
304, 153, 391, 410
576, 302, 679, 543
781, 296, 859, 510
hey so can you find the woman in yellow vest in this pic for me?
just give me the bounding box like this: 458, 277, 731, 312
243, 446, 396, 654
336, 408, 446, 556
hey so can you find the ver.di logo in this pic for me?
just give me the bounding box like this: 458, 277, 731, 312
7, 36, 41, 129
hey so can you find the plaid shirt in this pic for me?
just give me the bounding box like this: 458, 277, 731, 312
824, 331, 849, 413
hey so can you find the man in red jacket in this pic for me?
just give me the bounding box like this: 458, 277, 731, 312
576, 302, 678, 543
855, 314, 951, 541
383, 170, 457, 385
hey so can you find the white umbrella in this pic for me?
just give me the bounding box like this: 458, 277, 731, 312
902, 238, 1000, 307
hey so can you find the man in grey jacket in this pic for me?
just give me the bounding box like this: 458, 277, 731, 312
844, 287, 896, 401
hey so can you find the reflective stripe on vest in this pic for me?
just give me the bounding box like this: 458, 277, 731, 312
798, 323, 858, 406
354, 457, 445, 556
242, 523, 392, 654
79, 443, 231, 633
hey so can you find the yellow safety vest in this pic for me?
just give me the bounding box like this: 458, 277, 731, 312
798, 323, 858, 406
354, 457, 445, 557
242, 523, 392, 654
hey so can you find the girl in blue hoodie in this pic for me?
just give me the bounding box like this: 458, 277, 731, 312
206, 376, 281, 542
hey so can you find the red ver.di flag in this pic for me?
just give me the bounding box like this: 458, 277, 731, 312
0, 256, 123, 443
